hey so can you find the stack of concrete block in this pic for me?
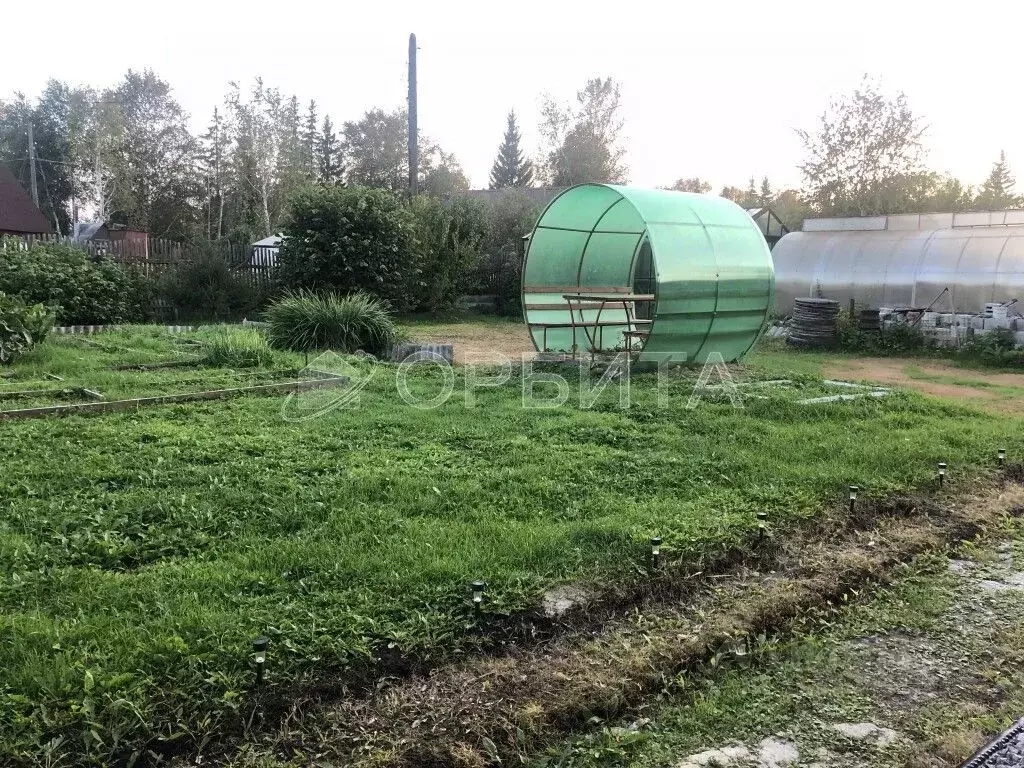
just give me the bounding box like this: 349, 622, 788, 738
983, 303, 1012, 330
985, 302, 1009, 320
873, 304, 1024, 348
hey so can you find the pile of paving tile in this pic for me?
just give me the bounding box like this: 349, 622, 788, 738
786, 298, 841, 348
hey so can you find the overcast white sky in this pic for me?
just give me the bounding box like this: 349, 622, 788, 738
5, 0, 1021, 193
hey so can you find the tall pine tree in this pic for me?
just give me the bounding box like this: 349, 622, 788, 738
759, 176, 773, 207
302, 100, 318, 179
200, 106, 232, 240
975, 150, 1019, 210
489, 111, 534, 189
319, 116, 342, 184
743, 176, 758, 207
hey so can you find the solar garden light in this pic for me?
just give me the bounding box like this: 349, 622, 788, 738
999, 448, 1007, 468
650, 537, 662, 568
730, 637, 750, 665
470, 580, 486, 614
253, 636, 269, 685
938, 462, 947, 487
849, 485, 859, 514
756, 511, 768, 539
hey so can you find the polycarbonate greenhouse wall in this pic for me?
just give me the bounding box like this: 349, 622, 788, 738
772, 222, 1024, 315
522, 184, 775, 364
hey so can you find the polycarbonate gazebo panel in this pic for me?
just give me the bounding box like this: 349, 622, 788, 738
522, 184, 775, 364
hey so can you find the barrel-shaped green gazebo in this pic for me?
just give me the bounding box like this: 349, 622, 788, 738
522, 184, 775, 364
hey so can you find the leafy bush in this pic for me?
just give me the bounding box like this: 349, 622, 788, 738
837, 309, 1024, 368
837, 311, 926, 354
201, 327, 276, 368
265, 291, 402, 355
960, 326, 1024, 366
476, 191, 541, 315
158, 250, 263, 321
277, 186, 416, 310
0, 292, 56, 363
0, 238, 152, 324
409, 195, 488, 313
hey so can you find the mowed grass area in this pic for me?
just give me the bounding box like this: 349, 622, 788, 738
0, 326, 303, 409
1, 324, 1022, 765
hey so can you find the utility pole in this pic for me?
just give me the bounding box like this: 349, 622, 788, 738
27, 121, 39, 207
408, 33, 418, 197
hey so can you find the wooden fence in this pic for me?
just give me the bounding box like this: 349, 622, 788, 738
3, 233, 275, 286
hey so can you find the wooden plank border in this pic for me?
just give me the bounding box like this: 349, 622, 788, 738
0, 377, 349, 422
54, 325, 197, 335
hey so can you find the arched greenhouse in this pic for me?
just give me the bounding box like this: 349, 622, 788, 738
772, 211, 1024, 315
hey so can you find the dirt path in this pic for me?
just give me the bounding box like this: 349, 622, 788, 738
407, 321, 1024, 414
409, 322, 535, 365
823, 357, 1024, 415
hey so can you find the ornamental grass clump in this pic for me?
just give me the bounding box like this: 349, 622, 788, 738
265, 291, 401, 356
201, 327, 276, 368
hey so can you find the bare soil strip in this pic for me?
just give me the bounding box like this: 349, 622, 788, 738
822, 357, 1024, 415
217, 480, 1024, 767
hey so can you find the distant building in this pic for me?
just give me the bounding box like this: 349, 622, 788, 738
73, 220, 149, 260
0, 165, 54, 236
745, 206, 790, 249
251, 235, 282, 267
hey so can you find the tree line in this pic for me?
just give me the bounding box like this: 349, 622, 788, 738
1, 71, 1020, 246
671, 77, 1020, 228
0, 72, 474, 244
0, 71, 631, 245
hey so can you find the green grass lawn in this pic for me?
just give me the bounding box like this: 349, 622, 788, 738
0, 326, 306, 410
1, 326, 1022, 765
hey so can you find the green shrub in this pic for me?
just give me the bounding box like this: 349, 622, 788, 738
837, 311, 926, 354
960, 327, 1024, 366
0, 292, 56, 363
277, 186, 416, 310
837, 309, 1024, 368
409, 195, 488, 313
265, 291, 402, 355
158, 250, 264, 321
0, 238, 152, 324
477, 191, 541, 315
201, 327, 276, 368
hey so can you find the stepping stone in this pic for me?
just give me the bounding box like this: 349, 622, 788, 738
677, 745, 752, 767
834, 722, 898, 746
758, 737, 799, 767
